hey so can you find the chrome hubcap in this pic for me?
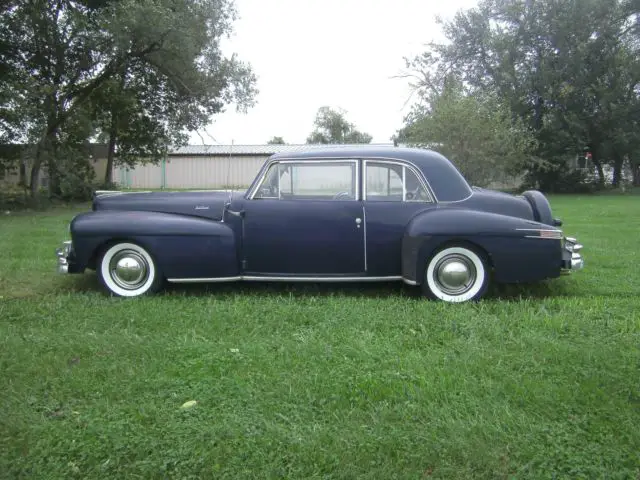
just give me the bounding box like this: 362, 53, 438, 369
433, 254, 476, 295
109, 250, 149, 290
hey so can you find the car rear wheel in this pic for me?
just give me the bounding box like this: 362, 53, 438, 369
422, 245, 490, 302
98, 242, 163, 297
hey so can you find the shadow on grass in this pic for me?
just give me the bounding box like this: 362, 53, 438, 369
54, 270, 580, 303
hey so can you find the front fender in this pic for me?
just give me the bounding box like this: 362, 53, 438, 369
70, 210, 239, 279
401, 208, 563, 284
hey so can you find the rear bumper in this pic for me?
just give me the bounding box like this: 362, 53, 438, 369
561, 236, 584, 274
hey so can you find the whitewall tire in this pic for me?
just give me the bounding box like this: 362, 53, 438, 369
422, 245, 489, 303
98, 242, 163, 297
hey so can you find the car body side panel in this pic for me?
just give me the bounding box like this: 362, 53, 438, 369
240, 199, 366, 275
363, 202, 434, 276
70, 210, 239, 279
402, 208, 563, 284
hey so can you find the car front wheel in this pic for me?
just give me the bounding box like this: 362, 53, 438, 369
98, 242, 163, 297
422, 245, 490, 302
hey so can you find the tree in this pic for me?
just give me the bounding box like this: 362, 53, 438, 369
306, 106, 372, 144
267, 136, 286, 144
0, 0, 257, 196
398, 77, 539, 187
402, 0, 640, 191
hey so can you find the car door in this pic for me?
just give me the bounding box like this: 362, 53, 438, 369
240, 159, 366, 276
362, 159, 435, 276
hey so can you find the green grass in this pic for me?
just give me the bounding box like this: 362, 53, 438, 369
1, 196, 639, 479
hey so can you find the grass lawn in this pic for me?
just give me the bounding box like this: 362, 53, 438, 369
1, 195, 639, 479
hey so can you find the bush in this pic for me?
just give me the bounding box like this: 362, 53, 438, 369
0, 185, 56, 210
521, 164, 598, 194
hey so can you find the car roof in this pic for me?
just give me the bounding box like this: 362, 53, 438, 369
269, 146, 472, 202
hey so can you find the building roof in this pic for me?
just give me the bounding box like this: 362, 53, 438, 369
169, 143, 398, 156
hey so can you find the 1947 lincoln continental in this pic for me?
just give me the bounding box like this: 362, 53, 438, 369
55, 146, 584, 302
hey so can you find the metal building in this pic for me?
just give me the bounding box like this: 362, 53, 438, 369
112, 143, 396, 190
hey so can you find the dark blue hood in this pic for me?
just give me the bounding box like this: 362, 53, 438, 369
93, 190, 245, 221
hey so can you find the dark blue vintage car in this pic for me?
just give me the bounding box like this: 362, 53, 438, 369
55, 146, 584, 302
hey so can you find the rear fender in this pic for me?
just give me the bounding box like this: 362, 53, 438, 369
401, 208, 563, 284
70, 210, 239, 279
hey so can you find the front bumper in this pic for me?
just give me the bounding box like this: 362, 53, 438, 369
561, 236, 584, 274
56, 240, 72, 274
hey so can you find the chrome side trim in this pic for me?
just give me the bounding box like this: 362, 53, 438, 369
167, 276, 242, 283
167, 275, 403, 283
517, 227, 563, 240
362, 204, 368, 272
242, 275, 402, 282
402, 278, 418, 286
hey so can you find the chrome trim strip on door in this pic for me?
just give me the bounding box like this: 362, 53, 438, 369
167, 276, 243, 283
242, 275, 401, 282
167, 275, 404, 283
362, 204, 368, 272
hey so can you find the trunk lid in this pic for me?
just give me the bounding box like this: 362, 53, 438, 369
458, 187, 536, 221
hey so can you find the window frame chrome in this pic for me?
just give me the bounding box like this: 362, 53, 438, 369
247, 155, 438, 203
362, 158, 435, 203
248, 158, 360, 201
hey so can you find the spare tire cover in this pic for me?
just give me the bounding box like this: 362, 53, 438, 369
522, 190, 554, 226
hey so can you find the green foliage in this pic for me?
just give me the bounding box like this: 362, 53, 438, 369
403, 0, 640, 191
0, 184, 31, 210
267, 136, 286, 145
1, 197, 640, 478
54, 145, 98, 202
399, 78, 539, 187
0, 0, 257, 194
306, 106, 372, 144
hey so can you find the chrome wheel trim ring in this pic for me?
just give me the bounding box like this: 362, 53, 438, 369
425, 246, 487, 302
108, 250, 149, 290
432, 254, 477, 296
100, 242, 157, 297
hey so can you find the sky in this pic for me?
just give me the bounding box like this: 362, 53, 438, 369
190, 0, 479, 146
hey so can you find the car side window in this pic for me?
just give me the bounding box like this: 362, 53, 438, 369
254, 161, 357, 200
365, 161, 430, 202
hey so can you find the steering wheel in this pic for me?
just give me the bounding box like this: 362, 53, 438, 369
333, 191, 351, 200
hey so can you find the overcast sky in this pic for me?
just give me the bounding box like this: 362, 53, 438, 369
190, 0, 479, 146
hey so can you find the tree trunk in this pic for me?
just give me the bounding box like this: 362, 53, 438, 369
632, 160, 640, 187
29, 140, 46, 198
18, 160, 26, 187
594, 160, 606, 187
104, 109, 119, 184
105, 70, 127, 185
46, 138, 62, 198
612, 154, 623, 187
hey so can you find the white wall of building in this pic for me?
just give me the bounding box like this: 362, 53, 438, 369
112, 155, 270, 189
